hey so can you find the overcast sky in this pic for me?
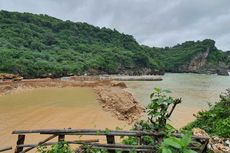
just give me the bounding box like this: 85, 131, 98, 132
0, 0, 230, 50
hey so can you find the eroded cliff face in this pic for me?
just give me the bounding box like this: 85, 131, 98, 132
178, 48, 210, 73
187, 48, 210, 72
178, 48, 229, 75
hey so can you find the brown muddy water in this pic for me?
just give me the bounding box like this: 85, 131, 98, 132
0, 73, 229, 150
125, 73, 230, 128
0, 87, 127, 149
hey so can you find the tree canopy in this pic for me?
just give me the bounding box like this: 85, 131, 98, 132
0, 10, 229, 78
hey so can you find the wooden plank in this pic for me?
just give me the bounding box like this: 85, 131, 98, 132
21, 135, 57, 153
15, 135, 25, 153
106, 135, 115, 153
0, 146, 12, 152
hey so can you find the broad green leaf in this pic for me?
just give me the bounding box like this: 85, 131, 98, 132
184, 149, 197, 153
181, 133, 192, 146
162, 148, 172, 153
163, 138, 182, 149
154, 87, 161, 93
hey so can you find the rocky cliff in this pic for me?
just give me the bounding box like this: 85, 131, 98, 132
177, 47, 229, 76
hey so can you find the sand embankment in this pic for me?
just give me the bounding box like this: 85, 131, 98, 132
0, 77, 144, 123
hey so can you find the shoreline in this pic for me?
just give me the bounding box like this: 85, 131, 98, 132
0, 78, 144, 124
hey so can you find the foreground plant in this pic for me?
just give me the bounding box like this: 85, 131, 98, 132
160, 133, 196, 153
184, 89, 230, 137
37, 142, 74, 153
123, 88, 197, 153
132, 88, 181, 137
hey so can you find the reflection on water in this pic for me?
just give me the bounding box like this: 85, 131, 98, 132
0, 87, 127, 148
125, 73, 230, 128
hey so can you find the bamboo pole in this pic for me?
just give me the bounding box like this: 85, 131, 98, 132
17, 139, 99, 148
0, 146, 12, 152
12, 129, 161, 136
21, 135, 57, 153
84, 143, 155, 152
11, 129, 209, 140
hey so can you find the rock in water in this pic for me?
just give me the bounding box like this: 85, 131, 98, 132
217, 68, 229, 76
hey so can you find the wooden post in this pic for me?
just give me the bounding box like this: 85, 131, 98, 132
15, 135, 25, 153
58, 135, 65, 142
137, 136, 142, 153
106, 135, 115, 153
199, 139, 209, 153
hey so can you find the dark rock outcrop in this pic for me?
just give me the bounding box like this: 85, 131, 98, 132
217, 69, 229, 76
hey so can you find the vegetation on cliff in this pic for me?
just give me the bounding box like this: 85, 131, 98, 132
0, 10, 229, 78
184, 89, 230, 138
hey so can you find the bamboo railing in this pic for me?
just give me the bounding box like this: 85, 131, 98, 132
9, 128, 209, 153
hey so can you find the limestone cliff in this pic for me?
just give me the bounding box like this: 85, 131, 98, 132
187, 48, 209, 72
177, 47, 229, 75
178, 48, 210, 73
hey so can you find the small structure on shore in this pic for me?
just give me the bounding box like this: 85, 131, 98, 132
68, 75, 163, 81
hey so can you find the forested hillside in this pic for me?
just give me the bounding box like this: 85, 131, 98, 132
0, 10, 229, 78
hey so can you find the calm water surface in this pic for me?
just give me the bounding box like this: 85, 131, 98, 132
125, 73, 230, 128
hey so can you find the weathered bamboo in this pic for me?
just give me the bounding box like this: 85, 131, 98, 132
21, 135, 57, 153
12, 129, 161, 136
12, 128, 209, 153
17, 139, 99, 148
91, 146, 154, 152
0, 146, 12, 152
84, 143, 155, 152
12, 129, 209, 140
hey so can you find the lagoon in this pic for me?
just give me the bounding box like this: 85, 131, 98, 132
125, 73, 230, 128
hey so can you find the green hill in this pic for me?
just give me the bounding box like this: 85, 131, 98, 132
0, 10, 229, 78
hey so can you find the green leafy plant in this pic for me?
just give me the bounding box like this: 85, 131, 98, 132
133, 88, 181, 134
37, 141, 74, 153
160, 133, 196, 153
184, 89, 230, 137
146, 88, 182, 132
